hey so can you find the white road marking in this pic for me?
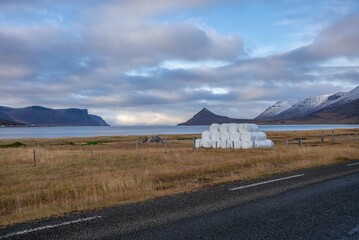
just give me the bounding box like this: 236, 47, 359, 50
347, 162, 359, 167
229, 174, 305, 191
1, 215, 102, 239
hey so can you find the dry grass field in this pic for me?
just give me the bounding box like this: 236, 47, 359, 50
1, 129, 359, 226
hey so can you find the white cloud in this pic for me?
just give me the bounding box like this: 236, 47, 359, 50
320, 57, 359, 67
116, 111, 183, 125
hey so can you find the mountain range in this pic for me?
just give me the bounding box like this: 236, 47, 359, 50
255, 86, 359, 122
0, 106, 109, 126
179, 86, 359, 125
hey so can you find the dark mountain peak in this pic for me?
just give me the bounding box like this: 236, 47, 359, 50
178, 108, 250, 126
195, 108, 216, 116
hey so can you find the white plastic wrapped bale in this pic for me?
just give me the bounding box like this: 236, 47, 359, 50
201, 131, 211, 141
242, 123, 259, 132
220, 132, 230, 141
211, 131, 221, 141
241, 132, 267, 142
228, 123, 239, 133
209, 123, 220, 132
211, 140, 221, 149
195, 139, 202, 148
242, 141, 255, 149
219, 123, 229, 133
254, 140, 274, 148
227, 140, 242, 149
219, 139, 230, 149
238, 129, 247, 135
229, 132, 242, 141
201, 139, 212, 148
199, 122, 272, 149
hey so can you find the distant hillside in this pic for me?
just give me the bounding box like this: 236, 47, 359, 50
0, 119, 25, 127
0, 106, 109, 126
178, 108, 252, 125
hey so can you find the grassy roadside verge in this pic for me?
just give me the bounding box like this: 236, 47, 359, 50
1, 129, 359, 227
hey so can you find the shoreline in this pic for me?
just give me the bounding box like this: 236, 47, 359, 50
1, 125, 359, 140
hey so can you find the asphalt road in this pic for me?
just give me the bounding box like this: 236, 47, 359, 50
1, 161, 359, 240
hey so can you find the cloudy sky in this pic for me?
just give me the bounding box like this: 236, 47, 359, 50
1, 0, 358, 125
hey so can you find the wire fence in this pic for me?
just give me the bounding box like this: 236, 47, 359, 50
283, 130, 359, 147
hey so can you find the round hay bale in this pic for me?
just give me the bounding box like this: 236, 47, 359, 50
226, 140, 242, 149
242, 141, 254, 149
211, 131, 221, 141
255, 139, 274, 148
233, 140, 242, 149
202, 139, 212, 148
228, 123, 239, 133
201, 131, 211, 140
220, 132, 230, 140
209, 123, 220, 132
195, 139, 202, 148
229, 132, 242, 141
241, 132, 266, 142
219, 123, 229, 133
211, 140, 220, 149
243, 123, 259, 132
218, 139, 229, 149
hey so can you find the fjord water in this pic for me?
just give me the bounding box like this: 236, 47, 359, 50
0, 125, 358, 139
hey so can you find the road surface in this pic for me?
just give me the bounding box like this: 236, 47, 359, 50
1, 161, 359, 240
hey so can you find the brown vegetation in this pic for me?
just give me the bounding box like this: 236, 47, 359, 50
1, 129, 359, 226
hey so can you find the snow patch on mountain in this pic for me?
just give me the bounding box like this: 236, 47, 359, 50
332, 86, 359, 105
272, 94, 333, 120
255, 99, 298, 120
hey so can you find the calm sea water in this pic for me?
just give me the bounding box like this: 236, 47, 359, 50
0, 124, 358, 139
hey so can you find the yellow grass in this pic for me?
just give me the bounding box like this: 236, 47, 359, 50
0, 129, 358, 227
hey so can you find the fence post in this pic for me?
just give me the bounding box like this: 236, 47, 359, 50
286, 139, 289, 147
331, 130, 334, 143
33, 149, 36, 166
90, 145, 94, 159
136, 141, 139, 154
215, 141, 218, 149
252, 141, 255, 148
232, 141, 234, 149
298, 138, 302, 147
192, 138, 196, 151
321, 130, 324, 143
164, 140, 167, 152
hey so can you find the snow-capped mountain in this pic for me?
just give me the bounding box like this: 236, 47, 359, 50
255, 86, 358, 121
255, 99, 299, 120
331, 86, 359, 105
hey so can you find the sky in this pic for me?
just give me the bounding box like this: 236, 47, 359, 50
0, 0, 358, 125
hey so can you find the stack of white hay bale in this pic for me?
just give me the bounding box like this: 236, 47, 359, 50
196, 123, 274, 149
